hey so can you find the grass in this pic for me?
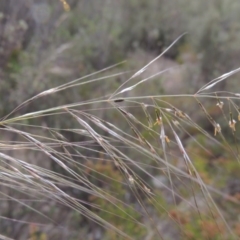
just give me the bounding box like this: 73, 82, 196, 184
0, 37, 240, 239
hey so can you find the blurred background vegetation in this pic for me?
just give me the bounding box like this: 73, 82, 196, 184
1, 0, 240, 239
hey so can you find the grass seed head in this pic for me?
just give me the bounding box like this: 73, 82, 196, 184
216, 101, 224, 109
229, 119, 236, 131
128, 175, 135, 185
214, 123, 221, 136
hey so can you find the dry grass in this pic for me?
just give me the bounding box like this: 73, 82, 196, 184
0, 36, 240, 239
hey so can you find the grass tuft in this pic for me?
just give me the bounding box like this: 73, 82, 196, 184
1, 37, 240, 239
